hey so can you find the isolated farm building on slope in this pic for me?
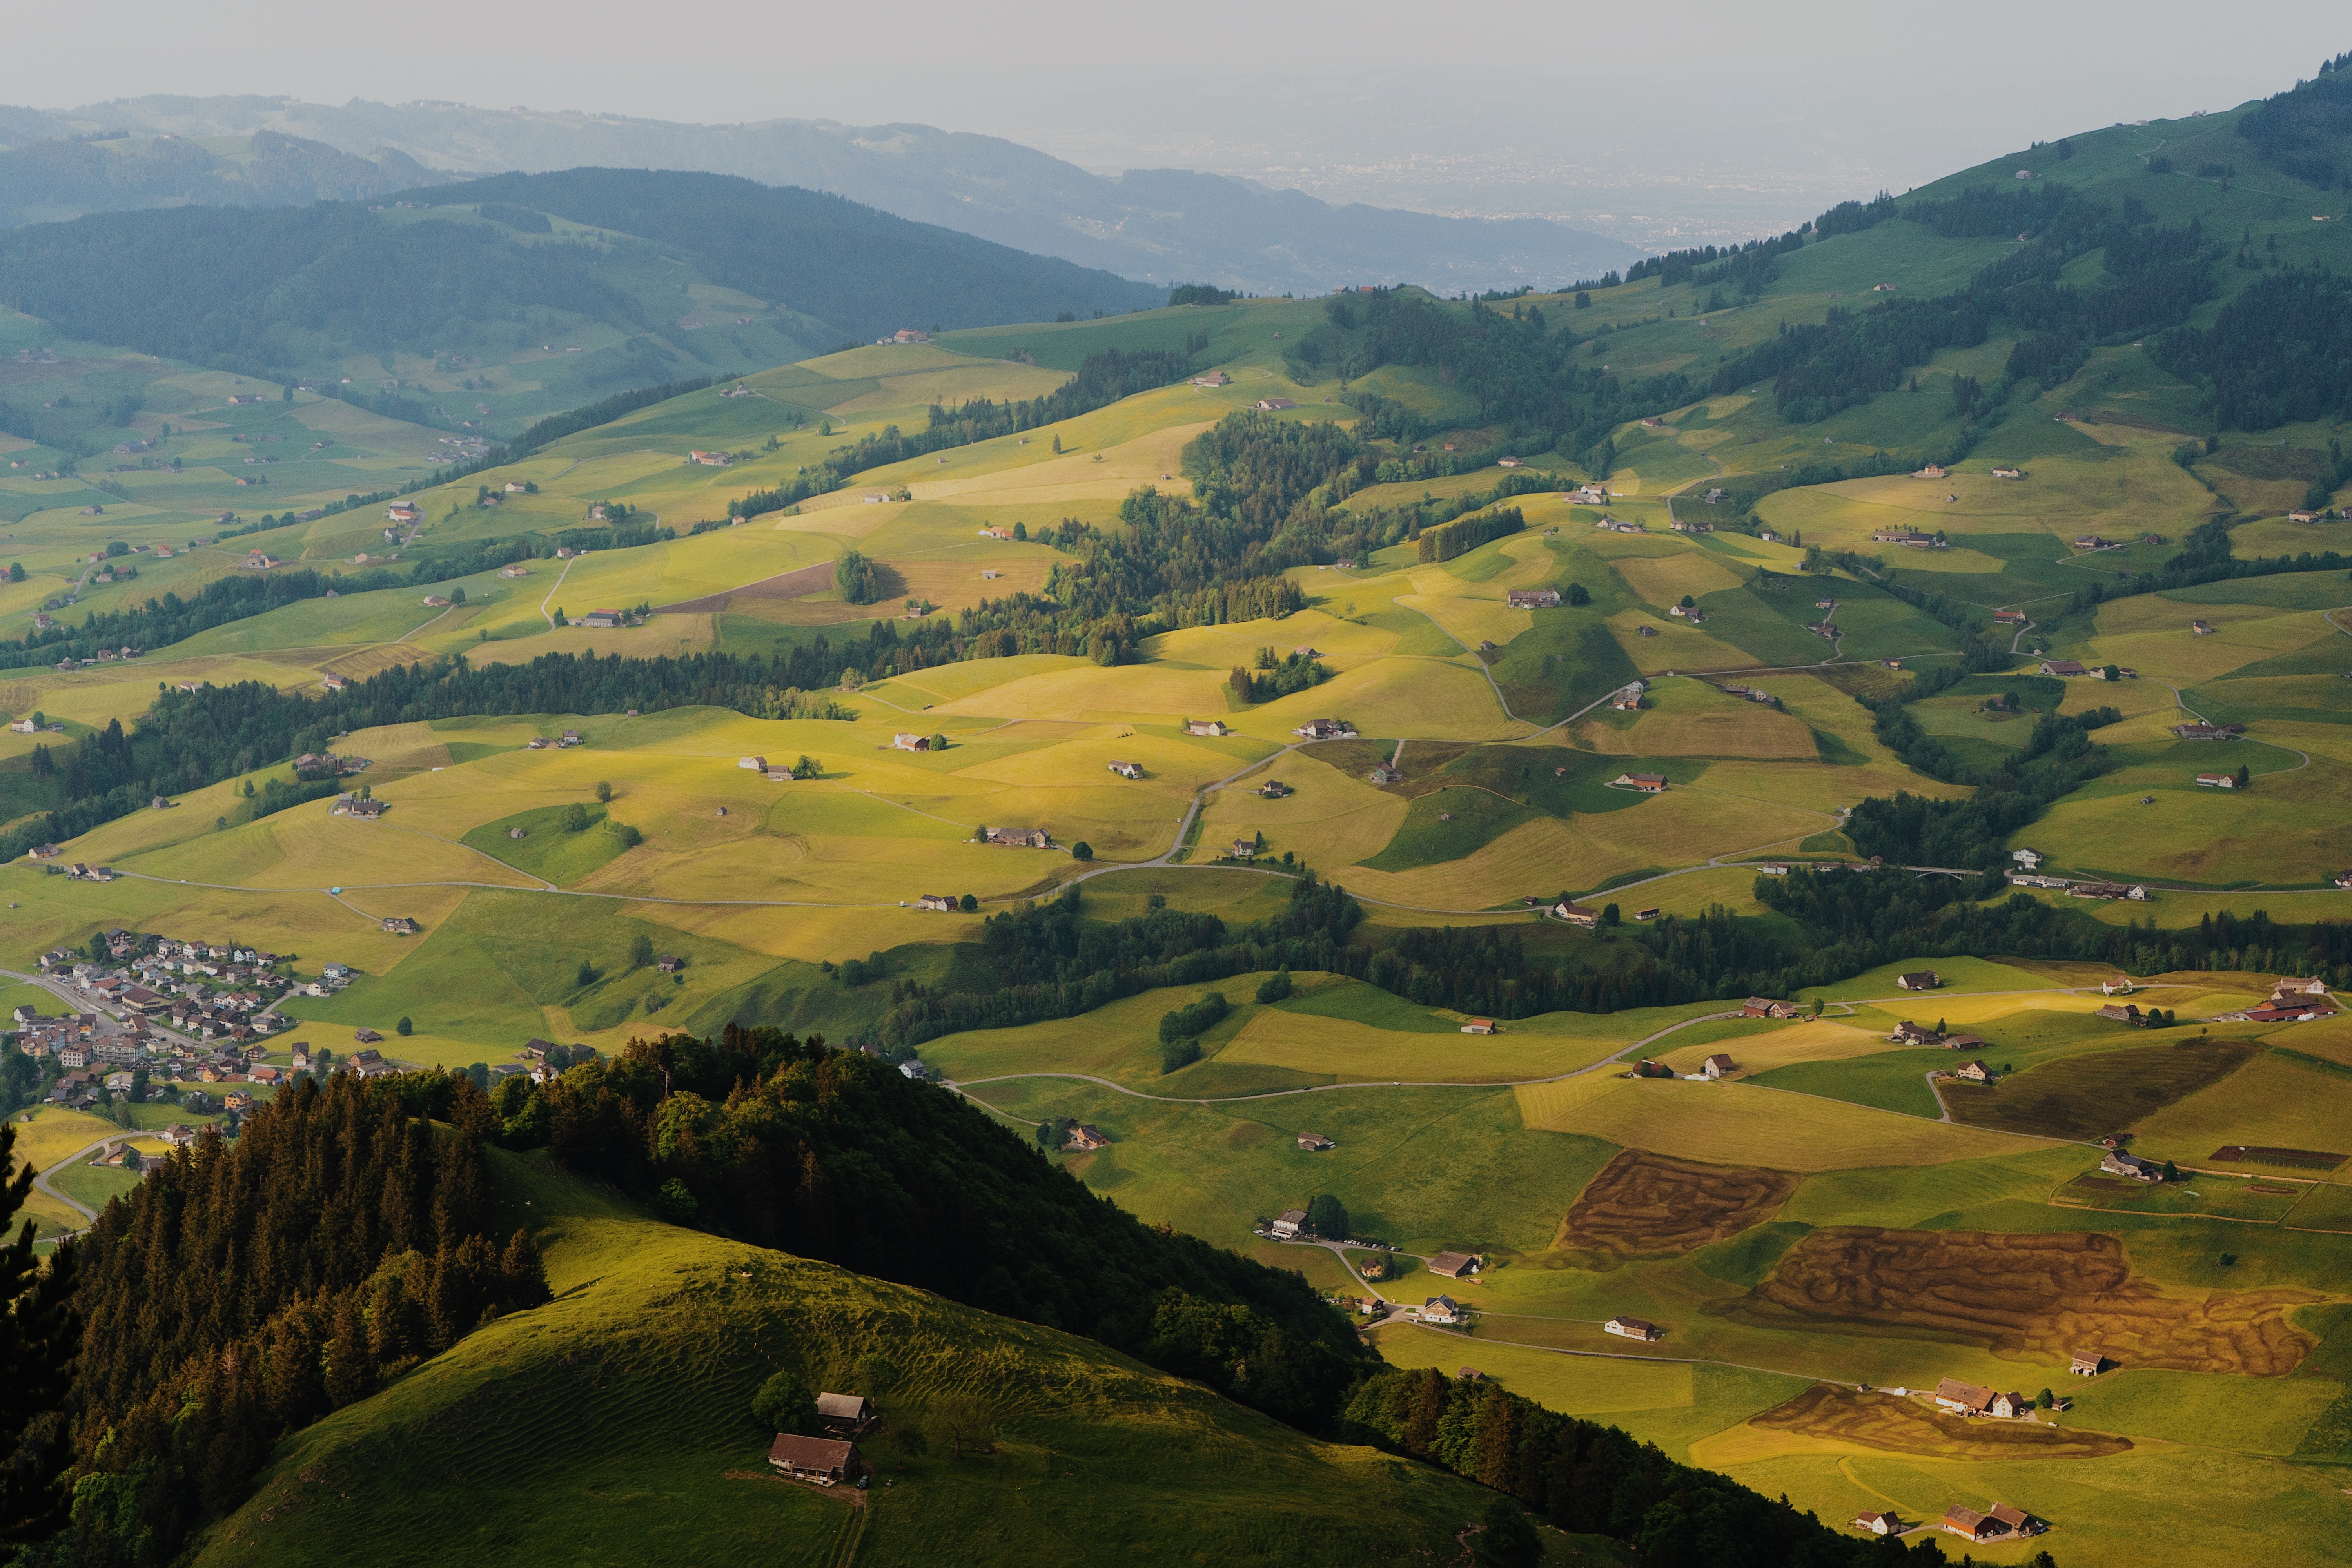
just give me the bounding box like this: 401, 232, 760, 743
768, 1433, 863, 1485
1742, 998, 1800, 1018
1604, 1316, 1662, 1341
815, 1392, 880, 1438
1701, 1054, 1736, 1079
1896, 971, 1942, 990
1506, 588, 1561, 608
1269, 1209, 1307, 1239
2070, 1350, 2106, 1376
1426, 1251, 1481, 1279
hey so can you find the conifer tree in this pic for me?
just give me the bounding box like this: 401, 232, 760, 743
0, 1123, 80, 1548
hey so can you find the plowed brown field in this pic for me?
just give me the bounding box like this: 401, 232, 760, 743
1749, 1385, 2134, 1458
1555, 1150, 1799, 1256
1725, 1227, 2313, 1375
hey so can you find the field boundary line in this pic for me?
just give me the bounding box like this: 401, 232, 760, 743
539, 554, 578, 627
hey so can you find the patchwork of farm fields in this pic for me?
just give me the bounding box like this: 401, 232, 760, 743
8, 272, 2352, 1568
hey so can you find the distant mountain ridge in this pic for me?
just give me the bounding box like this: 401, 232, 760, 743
0, 127, 432, 225
0, 95, 1644, 294
0, 169, 1161, 421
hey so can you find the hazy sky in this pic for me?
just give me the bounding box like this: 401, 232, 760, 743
14, 0, 2347, 239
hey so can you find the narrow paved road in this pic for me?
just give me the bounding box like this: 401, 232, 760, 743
27, 1134, 126, 1235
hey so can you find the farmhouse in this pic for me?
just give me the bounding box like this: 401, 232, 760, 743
1993, 608, 2027, 624
2073, 881, 2149, 901
1064, 1124, 1111, 1152
2247, 999, 2335, 1023
1459, 1018, 1497, 1035
1700, 1054, 1736, 1080
1506, 586, 1562, 608
379, 917, 419, 936
892, 733, 932, 751
2102, 1149, 2163, 1182
1889, 1020, 1943, 1045
1896, 971, 1942, 991
2040, 659, 2087, 677
2194, 771, 2238, 791
1604, 1316, 1662, 1341
1297, 1133, 1335, 1151
2100, 976, 2135, 996
983, 827, 1051, 849
1106, 760, 1143, 779
1190, 371, 1230, 387
1742, 998, 1800, 1018
914, 894, 956, 912
1851, 1512, 1896, 1535
1941, 1508, 2003, 1544
1257, 780, 1292, 798
1953, 1060, 1992, 1082
1185, 719, 1230, 737
2070, 1350, 2106, 1376
1255, 398, 1298, 411
1292, 719, 1354, 739
1991, 466, 2023, 479
1612, 773, 1668, 793
1426, 1251, 1481, 1279
1420, 1296, 1467, 1325
766, 1433, 863, 1486
1551, 902, 1600, 929
689, 450, 731, 466
1669, 518, 1711, 534
580, 610, 622, 630
1269, 1209, 1308, 1240
2176, 721, 2227, 740
1933, 1379, 2025, 1418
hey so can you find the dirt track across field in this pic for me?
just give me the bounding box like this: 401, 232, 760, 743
1727, 1227, 2315, 1376
1555, 1150, 1799, 1257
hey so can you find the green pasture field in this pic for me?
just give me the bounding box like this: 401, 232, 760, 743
460, 803, 630, 886
972, 1073, 1614, 1258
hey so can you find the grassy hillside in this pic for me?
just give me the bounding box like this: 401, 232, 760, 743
187, 1150, 1567, 1568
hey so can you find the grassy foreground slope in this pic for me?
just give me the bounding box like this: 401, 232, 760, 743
193, 1151, 1540, 1568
